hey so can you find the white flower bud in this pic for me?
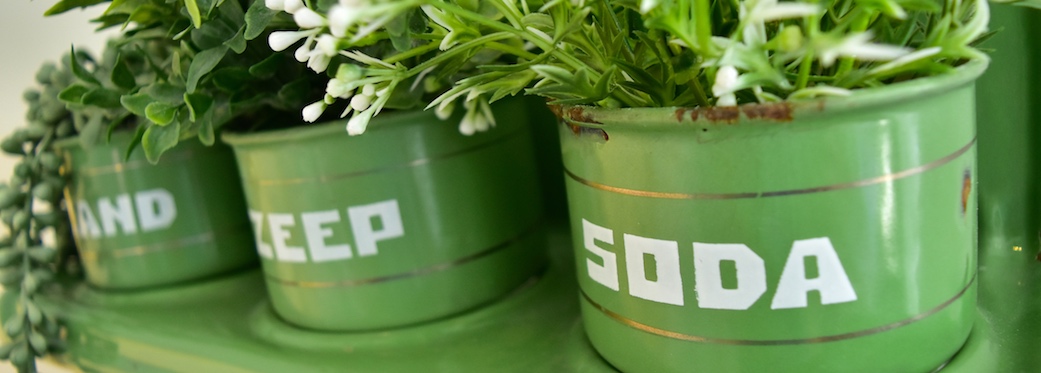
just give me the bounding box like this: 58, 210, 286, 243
640, 0, 660, 13
283, 0, 304, 14
302, 101, 327, 123
326, 79, 355, 99
294, 45, 310, 62
361, 84, 376, 97
458, 113, 477, 136
265, 0, 285, 11
435, 101, 455, 120
712, 65, 740, 98
269, 31, 310, 52
346, 111, 373, 135
317, 35, 339, 56
350, 94, 372, 112
294, 8, 326, 29
307, 53, 331, 73
328, 5, 360, 39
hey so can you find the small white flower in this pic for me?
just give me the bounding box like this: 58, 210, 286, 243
459, 111, 478, 135
361, 84, 376, 97
346, 109, 375, 135
818, 33, 910, 67
294, 8, 327, 29
327, 79, 355, 99
745, 0, 819, 24
307, 53, 331, 73
302, 101, 327, 122
640, 0, 661, 13
350, 94, 372, 111
329, 4, 363, 38
265, 0, 284, 11
712, 65, 740, 107
435, 101, 455, 120
294, 44, 311, 62
283, 0, 305, 14
317, 34, 339, 56
269, 30, 315, 52
712, 65, 740, 96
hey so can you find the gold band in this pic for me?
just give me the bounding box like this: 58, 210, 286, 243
581, 273, 976, 345
250, 129, 524, 187
565, 137, 976, 200
79, 231, 216, 259
265, 225, 538, 288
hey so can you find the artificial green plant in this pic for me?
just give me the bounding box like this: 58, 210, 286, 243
269, 0, 990, 125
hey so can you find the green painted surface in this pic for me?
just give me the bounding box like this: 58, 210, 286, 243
27, 226, 618, 372
942, 5, 1041, 372
55, 132, 256, 289
557, 60, 986, 372
222, 99, 545, 331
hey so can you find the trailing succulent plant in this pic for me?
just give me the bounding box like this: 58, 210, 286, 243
0, 54, 88, 373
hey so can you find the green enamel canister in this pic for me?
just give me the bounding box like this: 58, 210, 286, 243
222, 98, 545, 331
556, 59, 986, 372
57, 133, 256, 289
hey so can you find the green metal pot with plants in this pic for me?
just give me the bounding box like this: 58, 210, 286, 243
216, 0, 547, 331
308, 0, 991, 371
0, 0, 329, 369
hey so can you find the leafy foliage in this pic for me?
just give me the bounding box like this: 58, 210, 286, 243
46, 0, 325, 163
273, 0, 989, 117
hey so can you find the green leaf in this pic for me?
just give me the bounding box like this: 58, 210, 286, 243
213, 67, 253, 92
185, 0, 203, 28
120, 92, 152, 117
123, 124, 147, 161
184, 93, 214, 122
105, 112, 131, 142
197, 112, 215, 146
111, 54, 136, 90
186, 46, 228, 93
57, 85, 91, 104
248, 54, 283, 78
225, 26, 247, 54
277, 77, 312, 107
142, 122, 180, 164
69, 47, 100, 86
142, 83, 186, 104
145, 102, 180, 126
244, 0, 277, 40
79, 115, 104, 148
82, 88, 123, 109
44, 0, 109, 16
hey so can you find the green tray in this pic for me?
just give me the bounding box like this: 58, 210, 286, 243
18, 221, 1039, 372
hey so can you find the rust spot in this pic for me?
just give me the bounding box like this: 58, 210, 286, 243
690, 110, 698, 121
742, 103, 793, 121
961, 169, 972, 215
674, 108, 686, 122
566, 106, 601, 124
1036, 251, 1041, 262
702, 107, 741, 122
547, 104, 563, 119
567, 122, 608, 141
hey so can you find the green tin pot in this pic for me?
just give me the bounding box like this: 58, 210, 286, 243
556, 59, 986, 372
221, 98, 544, 331
57, 133, 256, 289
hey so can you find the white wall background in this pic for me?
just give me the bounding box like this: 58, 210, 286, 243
0, 3, 111, 372
0, 1, 113, 179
